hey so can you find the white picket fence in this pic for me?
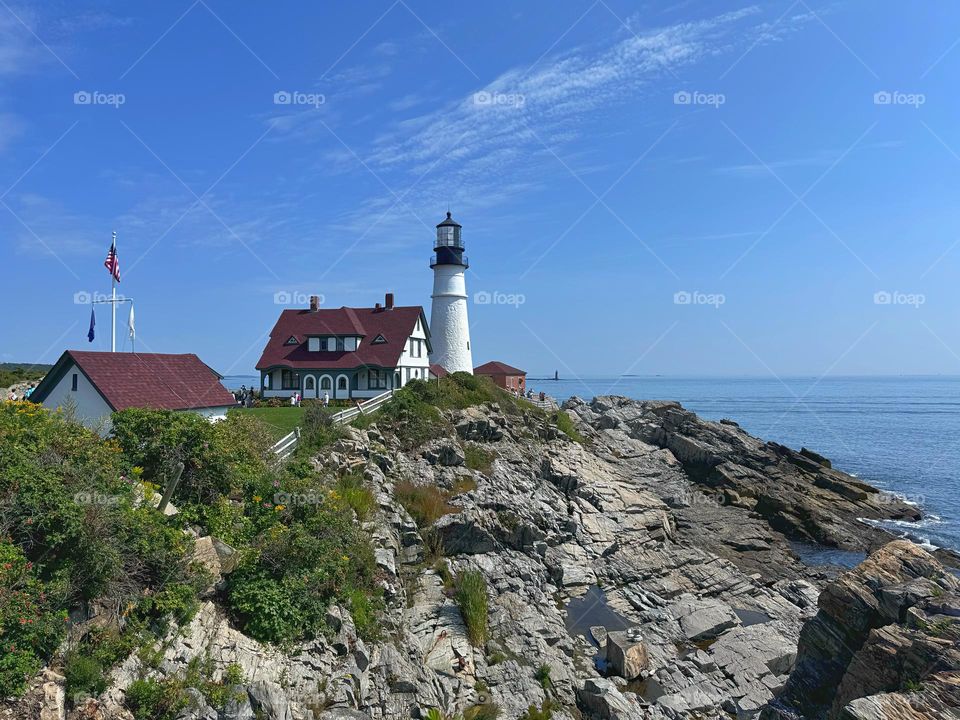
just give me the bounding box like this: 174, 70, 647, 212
270, 427, 301, 461
270, 389, 396, 460
329, 388, 395, 424
529, 395, 559, 411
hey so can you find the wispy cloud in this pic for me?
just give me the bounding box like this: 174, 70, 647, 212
285, 8, 806, 237
0, 7, 44, 75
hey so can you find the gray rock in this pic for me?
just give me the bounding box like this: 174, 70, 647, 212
672, 598, 740, 641
577, 677, 643, 720
605, 631, 648, 680
590, 625, 608, 647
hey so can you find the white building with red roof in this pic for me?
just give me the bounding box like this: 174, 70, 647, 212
31, 350, 238, 429
255, 293, 431, 400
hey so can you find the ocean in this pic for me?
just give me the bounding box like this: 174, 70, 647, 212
222, 374, 960, 552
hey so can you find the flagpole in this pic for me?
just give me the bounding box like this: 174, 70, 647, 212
111, 230, 117, 353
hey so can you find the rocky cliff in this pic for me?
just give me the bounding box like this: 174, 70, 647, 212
5, 396, 957, 720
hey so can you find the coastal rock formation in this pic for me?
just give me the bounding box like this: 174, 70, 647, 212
762, 539, 960, 720
7, 396, 955, 720
563, 397, 923, 577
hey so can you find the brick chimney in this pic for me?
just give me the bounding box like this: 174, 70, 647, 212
309, 295, 320, 311
385, 292, 394, 310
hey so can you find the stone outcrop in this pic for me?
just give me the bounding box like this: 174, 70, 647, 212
6, 396, 956, 720
762, 540, 960, 720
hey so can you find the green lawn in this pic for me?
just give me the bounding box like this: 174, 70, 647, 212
230, 406, 305, 440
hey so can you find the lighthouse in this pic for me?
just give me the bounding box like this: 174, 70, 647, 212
429, 212, 473, 374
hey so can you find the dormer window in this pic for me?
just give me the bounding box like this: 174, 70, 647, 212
308, 337, 320, 352
285, 336, 299, 345
371, 334, 387, 345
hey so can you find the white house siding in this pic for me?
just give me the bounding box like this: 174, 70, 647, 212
397, 315, 431, 385
39, 363, 114, 430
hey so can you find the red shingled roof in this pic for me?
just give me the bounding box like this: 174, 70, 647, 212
33, 350, 237, 411
256, 305, 427, 370
475, 361, 526, 376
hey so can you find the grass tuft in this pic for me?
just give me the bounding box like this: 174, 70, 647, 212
464, 443, 495, 473
552, 410, 584, 443
535, 663, 552, 690
455, 569, 489, 646
395, 481, 454, 526
335, 471, 376, 522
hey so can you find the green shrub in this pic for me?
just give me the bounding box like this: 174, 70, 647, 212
455, 570, 488, 646
367, 388, 444, 450
141, 581, 201, 628
195, 496, 256, 548
226, 495, 379, 643
227, 571, 314, 644
124, 677, 189, 720
301, 404, 343, 450
64, 652, 107, 697
0, 542, 68, 697
111, 408, 272, 504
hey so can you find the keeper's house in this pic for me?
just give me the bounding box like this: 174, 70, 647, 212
31, 350, 238, 429
256, 293, 431, 400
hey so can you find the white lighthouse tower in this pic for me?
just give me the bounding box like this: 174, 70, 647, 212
429, 212, 473, 374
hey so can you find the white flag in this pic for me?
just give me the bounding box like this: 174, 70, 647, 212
128, 304, 136, 340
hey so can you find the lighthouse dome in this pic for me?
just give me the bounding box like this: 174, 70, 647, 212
435, 212, 462, 248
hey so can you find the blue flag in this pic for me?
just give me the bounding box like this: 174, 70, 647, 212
87, 306, 95, 342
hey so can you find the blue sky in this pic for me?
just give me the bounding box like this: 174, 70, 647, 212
3, 0, 960, 377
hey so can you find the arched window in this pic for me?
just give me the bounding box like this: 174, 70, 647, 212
320, 376, 332, 390
337, 376, 348, 390
304, 376, 315, 390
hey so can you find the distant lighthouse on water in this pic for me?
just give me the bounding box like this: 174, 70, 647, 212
429, 212, 473, 374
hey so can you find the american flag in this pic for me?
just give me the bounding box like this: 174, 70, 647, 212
104, 235, 120, 283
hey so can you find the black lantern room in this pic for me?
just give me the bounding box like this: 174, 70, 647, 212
430, 212, 468, 268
